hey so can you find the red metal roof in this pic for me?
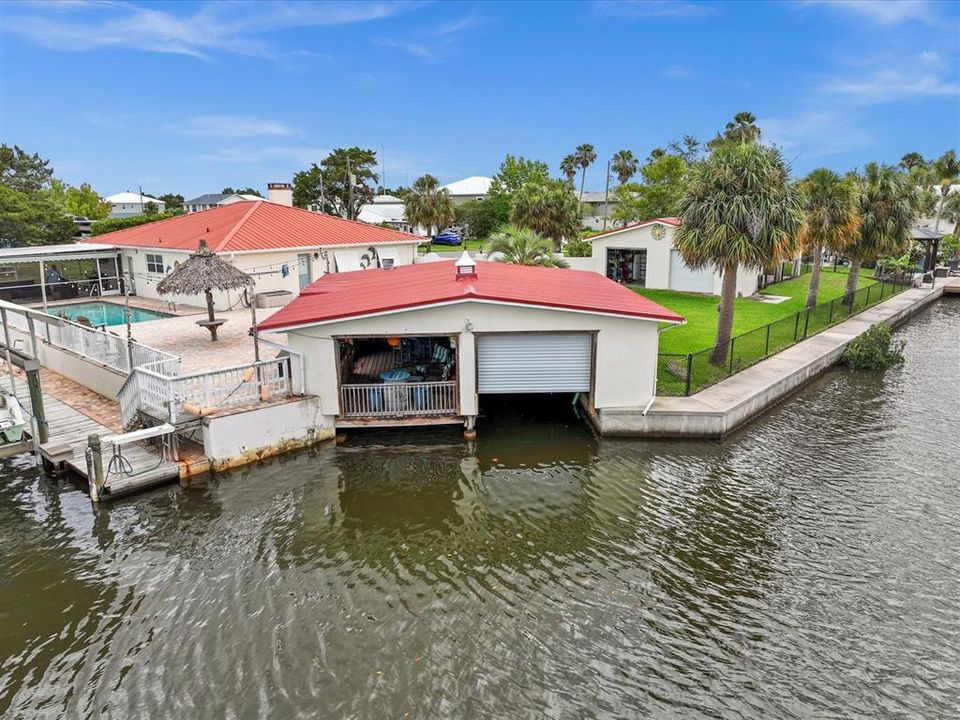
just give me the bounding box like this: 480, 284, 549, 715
586, 217, 680, 240
258, 260, 685, 331
82, 201, 420, 253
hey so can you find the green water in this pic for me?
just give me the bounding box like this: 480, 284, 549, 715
0, 300, 958, 718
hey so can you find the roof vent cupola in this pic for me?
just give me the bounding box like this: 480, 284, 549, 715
455, 250, 477, 279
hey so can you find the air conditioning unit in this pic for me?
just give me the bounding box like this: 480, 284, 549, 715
381, 258, 395, 270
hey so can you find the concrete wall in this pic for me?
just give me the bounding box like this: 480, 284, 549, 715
121, 242, 419, 311
201, 396, 334, 465
282, 300, 662, 421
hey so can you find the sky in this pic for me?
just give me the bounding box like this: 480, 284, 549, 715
1, 0, 958, 200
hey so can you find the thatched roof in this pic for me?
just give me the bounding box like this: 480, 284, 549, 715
156, 239, 252, 295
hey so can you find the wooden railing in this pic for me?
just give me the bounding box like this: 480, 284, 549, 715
121, 357, 294, 427
340, 381, 458, 418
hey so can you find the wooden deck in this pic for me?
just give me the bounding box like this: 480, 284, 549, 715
0, 375, 180, 498
941, 276, 960, 295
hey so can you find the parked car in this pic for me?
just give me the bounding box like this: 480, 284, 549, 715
432, 229, 462, 246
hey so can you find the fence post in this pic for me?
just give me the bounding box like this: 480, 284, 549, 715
793, 312, 800, 342
167, 379, 177, 425
865, 284, 872, 307
803, 308, 811, 339
728, 337, 735, 373
765, 323, 771, 356
684, 353, 692, 396
828, 299, 835, 325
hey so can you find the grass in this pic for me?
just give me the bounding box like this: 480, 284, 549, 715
635, 267, 876, 355
417, 238, 486, 254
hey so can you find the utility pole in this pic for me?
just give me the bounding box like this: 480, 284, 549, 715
319, 172, 325, 212
346, 155, 353, 220
602, 160, 611, 232
380, 142, 386, 195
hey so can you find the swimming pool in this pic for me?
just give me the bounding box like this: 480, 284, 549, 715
51, 302, 171, 326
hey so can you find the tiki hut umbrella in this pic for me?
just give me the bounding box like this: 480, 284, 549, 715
156, 239, 254, 343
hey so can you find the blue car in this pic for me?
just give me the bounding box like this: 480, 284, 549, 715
432, 230, 462, 246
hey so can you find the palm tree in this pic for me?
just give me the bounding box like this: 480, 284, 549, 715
404, 174, 455, 239
707, 111, 761, 150
797, 169, 861, 309
486, 225, 569, 267
846, 163, 917, 300
930, 150, 960, 234
574, 143, 596, 201
611, 150, 638, 184
560, 155, 578, 187
899, 151, 926, 171
509, 178, 583, 251
675, 142, 802, 366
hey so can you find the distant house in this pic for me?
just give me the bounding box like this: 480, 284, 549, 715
81, 201, 423, 310
104, 192, 166, 219
441, 176, 493, 205
218, 193, 264, 206
580, 191, 620, 230
184, 183, 293, 213
357, 194, 420, 235
183, 193, 230, 213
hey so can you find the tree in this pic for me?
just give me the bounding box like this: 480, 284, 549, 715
846, 163, 917, 299
455, 195, 509, 242
707, 111, 761, 150
89, 211, 181, 236
942, 190, 960, 236
560, 155, 578, 187
574, 143, 597, 201
899, 152, 926, 171
292, 147, 378, 219
222, 187, 263, 197
509, 178, 583, 251
489, 154, 550, 196
797, 169, 860, 309
404, 174, 455, 238
611, 150, 638, 184
929, 150, 960, 234
159, 193, 184, 212
143, 201, 159, 215
64, 182, 110, 220
610, 153, 687, 226
667, 135, 703, 164
0, 144, 76, 246
486, 225, 568, 267
675, 142, 802, 366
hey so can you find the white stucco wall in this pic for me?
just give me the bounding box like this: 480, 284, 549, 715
587, 224, 761, 297
121, 242, 418, 310
280, 300, 662, 424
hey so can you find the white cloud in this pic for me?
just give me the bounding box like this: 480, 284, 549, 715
662, 64, 694, 79
201, 146, 329, 166
376, 39, 435, 60
799, 0, 935, 25
166, 115, 297, 138
823, 52, 960, 102
3, 1, 420, 60
433, 15, 480, 36
761, 110, 874, 158
593, 1, 715, 19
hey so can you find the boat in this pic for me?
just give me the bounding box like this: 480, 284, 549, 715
0, 392, 27, 444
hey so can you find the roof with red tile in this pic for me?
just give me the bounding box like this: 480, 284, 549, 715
586, 217, 680, 240
258, 259, 685, 331
82, 201, 420, 253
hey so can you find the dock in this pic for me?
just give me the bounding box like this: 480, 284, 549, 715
942, 276, 960, 295
0, 374, 180, 497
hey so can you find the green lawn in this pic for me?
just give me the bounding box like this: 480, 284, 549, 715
634, 267, 876, 354
417, 238, 486, 254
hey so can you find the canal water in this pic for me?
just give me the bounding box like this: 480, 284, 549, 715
1, 300, 957, 719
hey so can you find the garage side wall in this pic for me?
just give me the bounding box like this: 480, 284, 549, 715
281, 301, 662, 417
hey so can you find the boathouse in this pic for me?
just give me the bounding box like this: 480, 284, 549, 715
257, 252, 684, 434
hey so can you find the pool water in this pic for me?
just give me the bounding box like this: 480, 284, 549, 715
52, 302, 170, 326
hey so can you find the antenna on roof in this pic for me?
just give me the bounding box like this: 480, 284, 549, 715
380, 142, 386, 195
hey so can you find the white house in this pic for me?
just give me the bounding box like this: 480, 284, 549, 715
82, 201, 422, 310
441, 176, 493, 205
104, 192, 166, 219
572, 218, 762, 297
357, 194, 420, 235
257, 254, 684, 436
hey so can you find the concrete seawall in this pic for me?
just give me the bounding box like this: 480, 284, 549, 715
601, 285, 948, 438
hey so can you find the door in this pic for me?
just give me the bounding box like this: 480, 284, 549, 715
606, 249, 646, 285
477, 333, 593, 394
297, 253, 312, 290
669, 249, 715, 293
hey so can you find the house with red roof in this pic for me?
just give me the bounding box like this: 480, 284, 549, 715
570, 218, 764, 297
257, 252, 684, 436
81, 200, 422, 310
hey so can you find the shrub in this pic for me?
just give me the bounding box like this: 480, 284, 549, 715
90, 210, 182, 236
563, 238, 592, 257
841, 323, 905, 370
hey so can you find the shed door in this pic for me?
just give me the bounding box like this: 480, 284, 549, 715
669, 250, 715, 293
477, 333, 592, 394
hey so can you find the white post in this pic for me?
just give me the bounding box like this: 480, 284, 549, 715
38, 260, 48, 313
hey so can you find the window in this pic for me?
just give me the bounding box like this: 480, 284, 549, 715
146, 253, 165, 274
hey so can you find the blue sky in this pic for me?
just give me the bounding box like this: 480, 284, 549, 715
1, 0, 958, 199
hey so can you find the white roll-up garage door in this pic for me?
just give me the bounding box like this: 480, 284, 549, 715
669, 249, 715, 293
477, 333, 592, 394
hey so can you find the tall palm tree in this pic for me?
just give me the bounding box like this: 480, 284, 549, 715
509, 178, 583, 251
930, 150, 960, 234
486, 224, 569, 267
707, 111, 762, 150
675, 142, 802, 366
846, 163, 917, 300
797, 169, 861, 309
404, 174, 455, 239
560, 155, 578, 187
574, 143, 596, 201
899, 151, 926, 171
611, 150, 638, 184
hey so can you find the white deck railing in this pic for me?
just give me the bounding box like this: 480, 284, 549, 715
340, 381, 458, 419
121, 357, 294, 427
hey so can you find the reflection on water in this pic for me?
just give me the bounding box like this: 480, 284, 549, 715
0, 301, 958, 719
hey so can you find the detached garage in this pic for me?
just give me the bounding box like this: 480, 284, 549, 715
258, 253, 684, 436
